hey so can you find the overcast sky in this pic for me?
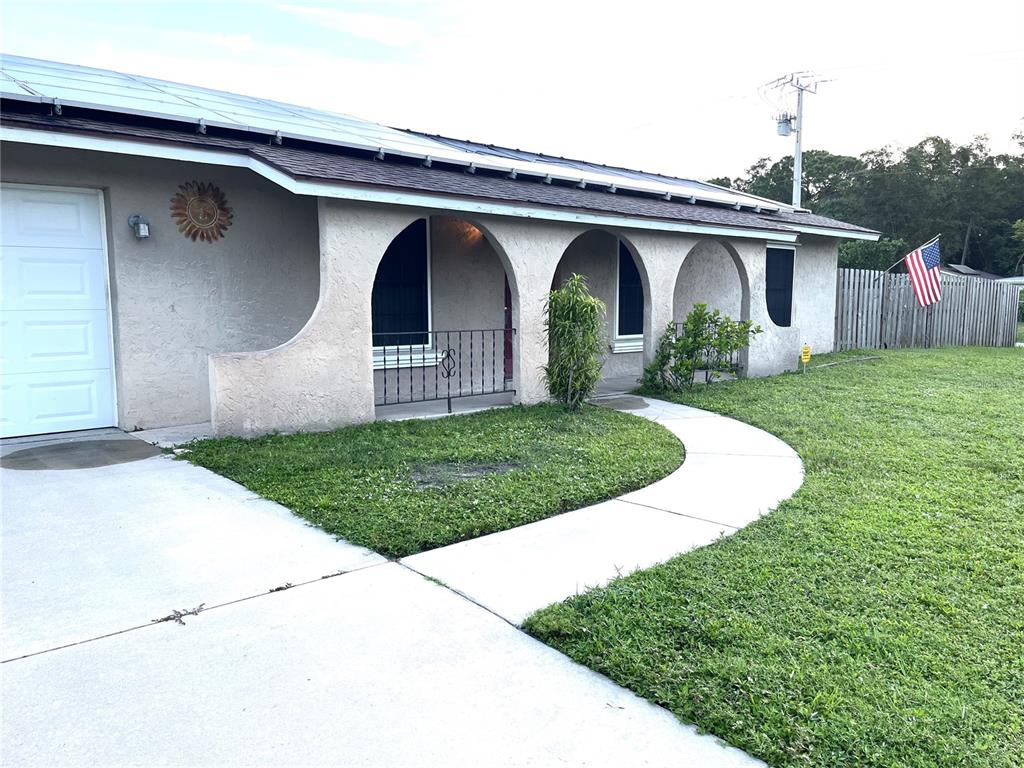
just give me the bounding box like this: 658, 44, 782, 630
2, 0, 1022, 180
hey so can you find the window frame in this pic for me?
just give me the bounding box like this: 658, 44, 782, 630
613, 239, 645, 353
765, 244, 796, 328
371, 219, 440, 369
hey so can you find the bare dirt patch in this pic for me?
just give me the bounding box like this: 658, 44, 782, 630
408, 461, 520, 489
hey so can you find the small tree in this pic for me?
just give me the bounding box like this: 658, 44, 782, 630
544, 274, 605, 410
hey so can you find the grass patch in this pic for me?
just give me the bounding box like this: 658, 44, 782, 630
1017, 321, 1023, 343
525, 348, 1023, 767
185, 403, 681, 558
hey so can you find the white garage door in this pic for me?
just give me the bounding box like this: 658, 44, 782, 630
1, 185, 116, 438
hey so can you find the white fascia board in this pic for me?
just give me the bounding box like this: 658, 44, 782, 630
785, 223, 880, 241
0, 126, 798, 242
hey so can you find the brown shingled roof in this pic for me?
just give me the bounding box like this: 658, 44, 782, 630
1, 108, 877, 238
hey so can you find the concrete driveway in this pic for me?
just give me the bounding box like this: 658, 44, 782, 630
0, 432, 760, 768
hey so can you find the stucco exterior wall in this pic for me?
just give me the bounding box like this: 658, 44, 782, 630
731, 239, 800, 377
734, 237, 839, 375
211, 200, 421, 435
1, 143, 319, 429
430, 216, 506, 331
791, 236, 840, 355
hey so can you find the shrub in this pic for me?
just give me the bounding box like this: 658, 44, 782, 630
641, 303, 761, 391
544, 274, 606, 410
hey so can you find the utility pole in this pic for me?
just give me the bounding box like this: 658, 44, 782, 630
792, 85, 804, 208
765, 73, 827, 209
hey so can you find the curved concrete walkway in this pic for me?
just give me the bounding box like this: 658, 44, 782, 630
2, 397, 802, 768
403, 395, 805, 625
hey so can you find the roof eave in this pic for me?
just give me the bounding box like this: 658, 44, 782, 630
0, 123, 799, 242
782, 223, 880, 241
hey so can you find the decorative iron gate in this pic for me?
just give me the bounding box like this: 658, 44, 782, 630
373, 328, 516, 412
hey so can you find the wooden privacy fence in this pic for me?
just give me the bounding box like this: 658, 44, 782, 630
835, 269, 1022, 351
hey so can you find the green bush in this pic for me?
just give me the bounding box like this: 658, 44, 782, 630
544, 274, 606, 410
641, 303, 761, 391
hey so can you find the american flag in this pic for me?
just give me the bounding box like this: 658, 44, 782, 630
905, 238, 942, 307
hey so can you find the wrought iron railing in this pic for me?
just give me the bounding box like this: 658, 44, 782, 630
373, 328, 516, 412
672, 321, 740, 380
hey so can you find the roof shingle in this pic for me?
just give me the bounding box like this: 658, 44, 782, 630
1, 109, 877, 237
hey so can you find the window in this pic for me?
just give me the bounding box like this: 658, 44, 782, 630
372, 219, 429, 346
616, 241, 644, 338
765, 246, 794, 327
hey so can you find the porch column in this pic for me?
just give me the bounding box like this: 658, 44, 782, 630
509, 278, 550, 404
475, 216, 585, 405
209, 199, 422, 436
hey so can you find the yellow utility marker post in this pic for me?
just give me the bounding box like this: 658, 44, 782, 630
801, 344, 811, 373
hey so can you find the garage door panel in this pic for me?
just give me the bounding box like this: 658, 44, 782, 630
1, 246, 109, 311
1, 370, 115, 437
0, 188, 104, 249
1, 185, 115, 437
1, 309, 112, 375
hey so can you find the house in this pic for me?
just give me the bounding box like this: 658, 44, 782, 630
940, 264, 1006, 280
0, 55, 878, 439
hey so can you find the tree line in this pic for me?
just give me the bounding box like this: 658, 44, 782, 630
709, 134, 1024, 277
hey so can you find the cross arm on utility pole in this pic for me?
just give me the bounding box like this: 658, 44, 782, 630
766, 73, 829, 209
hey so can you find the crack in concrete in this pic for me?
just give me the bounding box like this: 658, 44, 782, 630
616, 497, 743, 530
152, 603, 206, 626
397, 560, 524, 632
1, 559, 387, 664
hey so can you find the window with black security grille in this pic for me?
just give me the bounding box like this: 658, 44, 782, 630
372, 219, 429, 346
766, 247, 794, 327
617, 242, 644, 336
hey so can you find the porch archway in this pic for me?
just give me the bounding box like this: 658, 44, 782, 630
673, 238, 752, 375
370, 214, 520, 411
550, 229, 651, 391
673, 239, 750, 323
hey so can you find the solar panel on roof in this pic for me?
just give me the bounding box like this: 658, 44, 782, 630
423, 134, 780, 209
0, 54, 785, 212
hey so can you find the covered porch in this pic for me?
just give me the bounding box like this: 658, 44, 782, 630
207, 197, 795, 437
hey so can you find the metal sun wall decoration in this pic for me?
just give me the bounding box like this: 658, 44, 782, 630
169, 181, 233, 243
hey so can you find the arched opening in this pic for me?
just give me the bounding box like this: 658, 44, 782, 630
371, 215, 517, 413
551, 229, 649, 393
673, 240, 749, 323
673, 239, 751, 376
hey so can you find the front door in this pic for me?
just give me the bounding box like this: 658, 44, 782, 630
1, 185, 116, 437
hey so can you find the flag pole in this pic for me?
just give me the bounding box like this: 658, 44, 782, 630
876, 234, 942, 277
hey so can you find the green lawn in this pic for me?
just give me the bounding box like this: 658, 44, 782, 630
184, 404, 681, 558
525, 348, 1024, 767
1017, 321, 1023, 343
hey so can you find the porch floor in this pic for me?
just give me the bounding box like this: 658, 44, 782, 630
594, 375, 639, 397
128, 377, 638, 445
375, 391, 516, 421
